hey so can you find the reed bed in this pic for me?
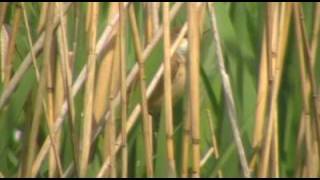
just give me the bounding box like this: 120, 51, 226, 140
0, 2, 319, 178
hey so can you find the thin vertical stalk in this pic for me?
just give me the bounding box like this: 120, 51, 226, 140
97, 22, 188, 177
36, 3, 182, 176
79, 2, 99, 177
294, 3, 320, 175
0, 2, 9, 81
37, 3, 48, 33
187, 3, 201, 178
4, 3, 21, 85
0, 2, 72, 110
45, 4, 58, 177
21, 3, 40, 80
106, 19, 120, 178
152, 3, 160, 32
146, 3, 154, 44
258, 3, 279, 177
128, 4, 154, 177
163, 2, 176, 177
21, 3, 55, 177
181, 102, 191, 178
1, 19, 9, 82
56, 2, 79, 176
311, 3, 320, 66
119, 2, 128, 178
207, 2, 251, 177
0, 2, 8, 28
93, 3, 118, 126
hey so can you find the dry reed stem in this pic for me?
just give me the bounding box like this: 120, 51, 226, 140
1, 21, 9, 82
265, 3, 280, 177
146, 3, 154, 44
56, 2, 80, 176
129, 4, 154, 177
37, 3, 48, 33
252, 3, 292, 175
0, 3, 8, 28
0, 2, 8, 82
258, 3, 280, 177
21, 3, 40, 80
106, 15, 120, 177
294, 3, 320, 176
207, 2, 251, 177
79, 2, 99, 177
45, 4, 58, 177
22, 3, 63, 177
187, 3, 201, 178
4, 4, 21, 85
31, 3, 130, 176
21, 3, 56, 177
102, 3, 121, 177
34, 3, 182, 176
97, 22, 188, 178
181, 100, 191, 178
252, 28, 268, 157
311, 3, 320, 66
119, 2, 128, 177
0, 2, 72, 110
163, 2, 177, 177
93, 3, 118, 126
152, 3, 160, 33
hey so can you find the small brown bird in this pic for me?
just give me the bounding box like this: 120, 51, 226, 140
147, 29, 187, 115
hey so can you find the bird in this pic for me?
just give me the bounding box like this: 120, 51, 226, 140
147, 27, 188, 116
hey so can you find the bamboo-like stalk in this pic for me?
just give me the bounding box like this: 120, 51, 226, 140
45, 5, 58, 177
119, 2, 128, 178
56, 2, 79, 176
71, 3, 80, 65
187, 3, 201, 177
21, 3, 63, 177
31, 4, 130, 176
4, 3, 21, 85
21, 3, 40, 80
163, 2, 177, 177
0, 2, 9, 81
1, 20, 9, 83
85, 3, 92, 32
101, 3, 121, 177
258, 3, 279, 177
106, 18, 120, 178
93, 4, 119, 176
145, 3, 154, 44
207, 2, 251, 178
79, 2, 99, 177
152, 3, 160, 32
250, 29, 268, 172
294, 3, 320, 176
259, 3, 280, 177
97, 21, 188, 178
0, 2, 72, 110
37, 3, 48, 33
251, 8, 274, 173
21, 3, 56, 177
93, 3, 118, 127
0, 3, 8, 28
128, 4, 154, 177
33, 3, 183, 176
258, 3, 292, 177
311, 3, 320, 67
181, 100, 190, 178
